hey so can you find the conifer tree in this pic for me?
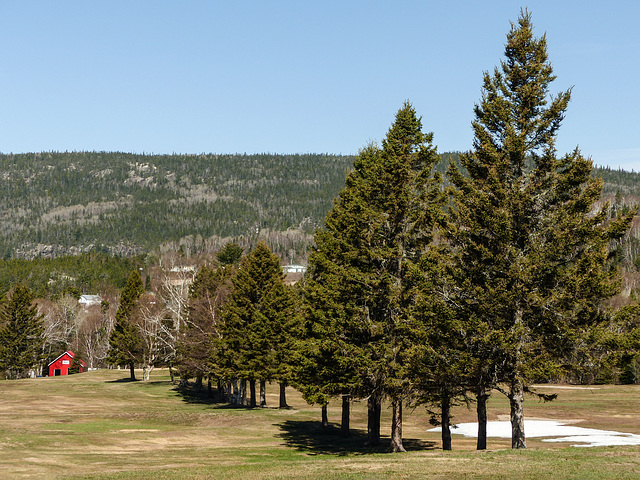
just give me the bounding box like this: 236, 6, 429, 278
301, 145, 382, 437
222, 241, 294, 407
107, 270, 144, 380
409, 249, 474, 451
447, 10, 634, 449
0, 285, 45, 379
216, 242, 244, 266
303, 102, 446, 451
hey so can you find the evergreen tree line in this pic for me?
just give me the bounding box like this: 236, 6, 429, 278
296, 12, 635, 451
0, 252, 146, 298
110, 12, 639, 452
102, 242, 300, 406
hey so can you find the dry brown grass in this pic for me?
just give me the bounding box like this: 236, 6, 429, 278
1, 370, 640, 479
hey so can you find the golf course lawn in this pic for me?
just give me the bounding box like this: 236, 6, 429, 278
1, 369, 640, 479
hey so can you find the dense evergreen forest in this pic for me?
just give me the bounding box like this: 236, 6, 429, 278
0, 152, 353, 260
1, 151, 638, 262
0, 252, 145, 298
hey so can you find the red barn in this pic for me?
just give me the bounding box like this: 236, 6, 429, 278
48, 351, 86, 376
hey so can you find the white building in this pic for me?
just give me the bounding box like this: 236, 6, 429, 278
78, 295, 102, 308
283, 265, 307, 274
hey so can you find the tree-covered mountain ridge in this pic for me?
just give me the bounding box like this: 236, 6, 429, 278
0, 151, 353, 260
1, 151, 638, 261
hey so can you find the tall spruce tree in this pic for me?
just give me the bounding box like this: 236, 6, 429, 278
303, 102, 445, 451
107, 270, 145, 380
222, 241, 294, 407
0, 285, 45, 379
301, 144, 384, 438
447, 11, 634, 449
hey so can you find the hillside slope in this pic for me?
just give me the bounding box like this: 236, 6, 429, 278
0, 152, 353, 259
1, 151, 638, 261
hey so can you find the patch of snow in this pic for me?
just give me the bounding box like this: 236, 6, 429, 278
429, 420, 640, 447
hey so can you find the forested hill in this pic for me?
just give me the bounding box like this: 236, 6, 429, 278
0, 152, 353, 259
1, 151, 638, 260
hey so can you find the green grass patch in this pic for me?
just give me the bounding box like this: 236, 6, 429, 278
1, 370, 640, 479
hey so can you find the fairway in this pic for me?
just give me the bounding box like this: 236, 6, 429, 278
1, 369, 640, 479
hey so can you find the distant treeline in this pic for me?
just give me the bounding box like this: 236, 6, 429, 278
0, 152, 353, 259
0, 251, 145, 298
0, 151, 637, 261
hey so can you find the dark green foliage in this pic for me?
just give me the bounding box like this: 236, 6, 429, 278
597, 167, 640, 197
301, 150, 388, 412
68, 355, 85, 375
0, 152, 354, 259
107, 271, 145, 379
0, 284, 45, 379
0, 252, 144, 298
302, 102, 446, 449
216, 243, 244, 266
222, 242, 295, 389
447, 11, 634, 448
115, 271, 145, 326
603, 304, 640, 384
618, 353, 640, 384
409, 244, 474, 445
0, 149, 637, 268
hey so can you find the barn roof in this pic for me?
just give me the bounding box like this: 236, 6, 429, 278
48, 350, 85, 367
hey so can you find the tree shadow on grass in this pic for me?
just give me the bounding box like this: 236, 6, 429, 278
276, 420, 436, 455
105, 377, 184, 392
173, 384, 252, 410
106, 377, 139, 383
137, 380, 174, 388
173, 384, 223, 405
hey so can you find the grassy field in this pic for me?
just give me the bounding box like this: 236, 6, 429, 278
1, 369, 640, 479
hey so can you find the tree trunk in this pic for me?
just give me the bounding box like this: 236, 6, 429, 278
240, 379, 247, 406
321, 402, 329, 427
510, 305, 526, 449
222, 380, 234, 404
142, 364, 153, 381
509, 377, 526, 449
476, 388, 489, 450
390, 397, 406, 452
441, 395, 452, 451
341, 394, 350, 437
217, 379, 224, 402
129, 363, 136, 381
207, 377, 213, 398
194, 375, 203, 392
249, 379, 257, 408
260, 379, 267, 407
279, 382, 289, 409
231, 379, 239, 405
366, 393, 382, 446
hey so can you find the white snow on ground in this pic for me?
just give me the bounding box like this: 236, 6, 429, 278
428, 420, 640, 447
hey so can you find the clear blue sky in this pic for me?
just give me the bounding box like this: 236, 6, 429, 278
1, 1, 638, 171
